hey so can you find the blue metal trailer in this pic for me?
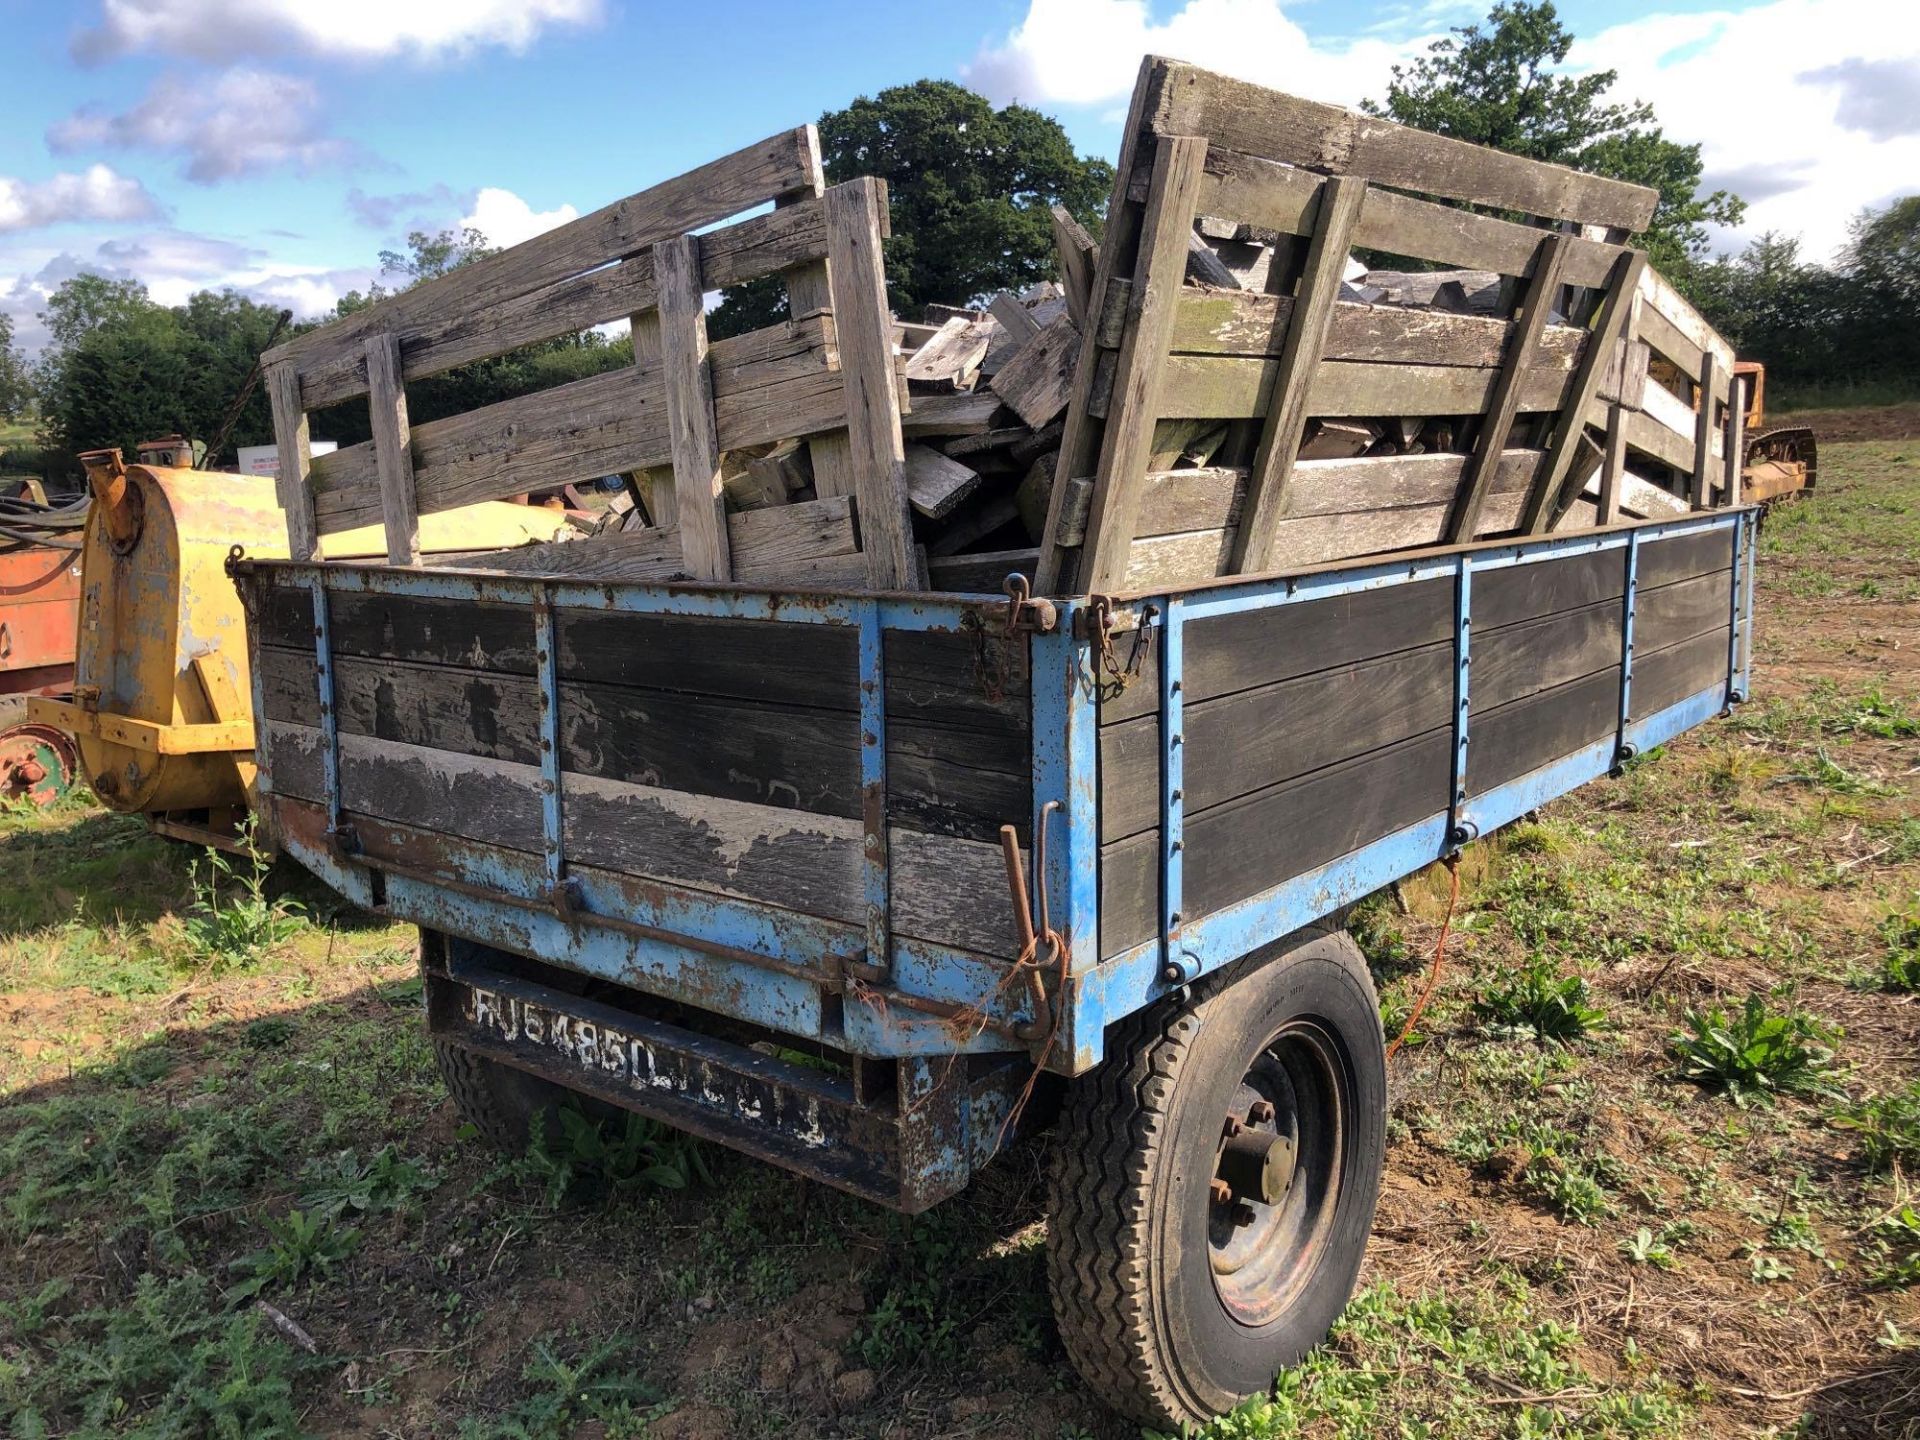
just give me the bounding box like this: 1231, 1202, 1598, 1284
229, 504, 1753, 1420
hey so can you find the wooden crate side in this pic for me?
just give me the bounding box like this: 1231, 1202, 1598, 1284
1145, 58, 1658, 231
267, 127, 821, 405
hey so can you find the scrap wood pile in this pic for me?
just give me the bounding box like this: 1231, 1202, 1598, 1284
259, 57, 1745, 599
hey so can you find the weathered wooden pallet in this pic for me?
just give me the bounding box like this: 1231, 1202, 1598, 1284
262, 128, 917, 588
1034, 56, 1741, 595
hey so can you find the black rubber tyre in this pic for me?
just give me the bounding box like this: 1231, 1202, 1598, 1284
423, 931, 590, 1155
1047, 925, 1387, 1428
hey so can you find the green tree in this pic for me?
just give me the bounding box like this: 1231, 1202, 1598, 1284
710, 80, 1111, 338
0, 313, 31, 422
1363, 1, 1743, 271
34, 277, 291, 468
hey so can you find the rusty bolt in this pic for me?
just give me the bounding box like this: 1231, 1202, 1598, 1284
1248, 1100, 1275, 1126
1222, 1115, 1243, 1139
1231, 1200, 1257, 1227
1209, 1179, 1232, 1206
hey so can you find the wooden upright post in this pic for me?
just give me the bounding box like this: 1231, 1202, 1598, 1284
1690, 351, 1719, 510
364, 333, 420, 565
1449, 231, 1568, 543
1232, 174, 1368, 573
653, 233, 731, 579
266, 361, 319, 561
823, 178, 916, 589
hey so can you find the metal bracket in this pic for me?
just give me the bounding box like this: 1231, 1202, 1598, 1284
308, 574, 345, 841
1616, 526, 1640, 763
532, 593, 566, 896
1159, 596, 1186, 975
1444, 553, 1472, 852
857, 599, 891, 982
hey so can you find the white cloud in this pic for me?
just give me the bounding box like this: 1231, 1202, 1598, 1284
0, 164, 163, 234
347, 183, 474, 234
963, 0, 1432, 111
73, 0, 603, 64
50, 70, 355, 184
460, 188, 577, 250
1572, 0, 1920, 262
967, 0, 1920, 264
0, 229, 376, 354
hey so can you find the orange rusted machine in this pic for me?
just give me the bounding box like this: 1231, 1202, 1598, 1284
26, 447, 573, 846
0, 478, 85, 805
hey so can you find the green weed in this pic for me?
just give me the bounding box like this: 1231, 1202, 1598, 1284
501, 1107, 711, 1210
455, 1332, 661, 1439
1473, 957, 1607, 1044
0, 1273, 312, 1436
228, 1207, 360, 1298
183, 821, 306, 968
1620, 1227, 1675, 1269
1670, 994, 1840, 1107
1834, 1083, 1920, 1173
1867, 1206, 1920, 1289
300, 1143, 440, 1220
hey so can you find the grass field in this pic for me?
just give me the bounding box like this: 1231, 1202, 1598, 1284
3, 432, 1919, 1439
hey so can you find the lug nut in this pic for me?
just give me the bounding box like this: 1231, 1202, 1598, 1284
1231, 1200, 1257, 1227
1221, 1115, 1243, 1139
1247, 1100, 1275, 1126
1209, 1179, 1233, 1206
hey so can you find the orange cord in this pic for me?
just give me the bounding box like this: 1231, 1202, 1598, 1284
1386, 853, 1462, 1060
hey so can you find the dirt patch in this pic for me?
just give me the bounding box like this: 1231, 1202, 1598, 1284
1766, 402, 1920, 443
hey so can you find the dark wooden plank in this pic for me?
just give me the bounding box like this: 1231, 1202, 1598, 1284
557, 610, 856, 708
1100, 727, 1452, 959
1475, 599, 1625, 713
1631, 625, 1730, 719
1100, 641, 1452, 843
1637, 526, 1734, 590
1634, 569, 1732, 654
884, 629, 1030, 736
1475, 548, 1625, 630
266, 720, 1022, 957
1104, 576, 1454, 723
1467, 664, 1621, 797
258, 588, 541, 672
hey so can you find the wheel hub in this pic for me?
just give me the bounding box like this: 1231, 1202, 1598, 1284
0, 723, 79, 808
1206, 1023, 1349, 1328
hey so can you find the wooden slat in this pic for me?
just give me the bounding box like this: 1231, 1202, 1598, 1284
1141, 148, 1630, 289
1598, 402, 1628, 524
822, 177, 914, 588
1523, 250, 1646, 533
266, 360, 318, 561
654, 233, 730, 579
363, 333, 420, 565
775, 151, 858, 507
1631, 625, 1731, 718
1050, 205, 1098, 330
902, 445, 981, 520
1637, 265, 1735, 376
1102, 282, 1589, 368
1078, 134, 1211, 593
1146, 58, 1657, 231
988, 312, 1080, 429
1153, 353, 1573, 420
1725, 370, 1746, 506
1450, 232, 1570, 542
267, 127, 821, 404
310, 319, 841, 533
1691, 351, 1718, 510
436, 497, 859, 584
1232, 174, 1367, 574
1033, 59, 1162, 593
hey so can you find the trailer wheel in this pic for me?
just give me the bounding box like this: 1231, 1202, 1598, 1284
423, 932, 589, 1155
1047, 925, 1386, 1428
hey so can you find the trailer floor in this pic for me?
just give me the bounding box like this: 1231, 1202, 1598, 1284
3, 433, 1918, 1440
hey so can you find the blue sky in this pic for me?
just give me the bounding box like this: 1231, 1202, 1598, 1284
3, 0, 1916, 354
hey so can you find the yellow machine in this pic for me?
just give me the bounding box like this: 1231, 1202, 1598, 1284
28, 451, 571, 847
